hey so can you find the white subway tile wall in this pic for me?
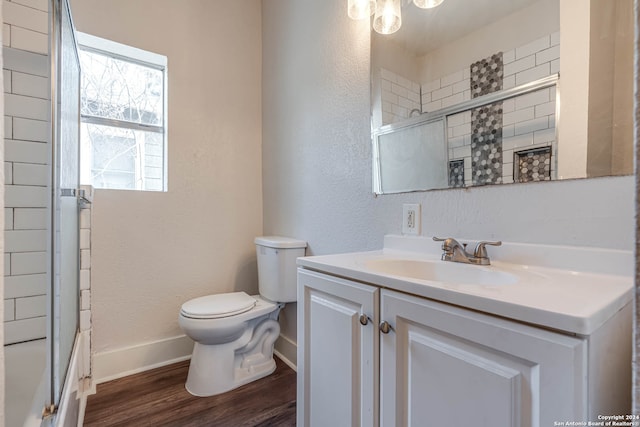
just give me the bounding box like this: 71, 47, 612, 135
5, 208, 14, 229
5, 274, 47, 299
380, 31, 559, 189
503, 32, 559, 86
3, 24, 11, 46
380, 68, 421, 125
10, 251, 46, 275
11, 0, 48, 12
79, 185, 93, 378
422, 68, 472, 114
10, 26, 47, 55
502, 86, 557, 184
437, 33, 558, 187
3, 0, 50, 344
446, 111, 473, 187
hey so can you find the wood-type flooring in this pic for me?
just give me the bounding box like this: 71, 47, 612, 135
83, 357, 296, 427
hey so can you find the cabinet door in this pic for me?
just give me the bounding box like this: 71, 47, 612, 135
297, 269, 379, 427
380, 290, 586, 427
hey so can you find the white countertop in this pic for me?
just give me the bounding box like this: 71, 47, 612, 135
297, 235, 633, 335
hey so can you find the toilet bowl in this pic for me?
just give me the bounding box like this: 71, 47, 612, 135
179, 293, 283, 396
179, 236, 306, 397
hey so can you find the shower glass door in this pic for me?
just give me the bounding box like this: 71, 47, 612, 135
51, 0, 81, 407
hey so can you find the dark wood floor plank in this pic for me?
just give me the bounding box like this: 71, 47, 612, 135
84, 357, 296, 427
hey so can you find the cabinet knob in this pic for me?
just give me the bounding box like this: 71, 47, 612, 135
359, 314, 369, 325
380, 321, 392, 334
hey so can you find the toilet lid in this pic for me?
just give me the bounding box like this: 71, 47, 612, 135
180, 292, 257, 319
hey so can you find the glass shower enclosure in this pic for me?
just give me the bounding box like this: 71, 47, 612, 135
47, 0, 81, 421
3, 0, 81, 425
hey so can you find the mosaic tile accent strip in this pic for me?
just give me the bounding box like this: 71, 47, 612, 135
514, 146, 552, 183
448, 160, 465, 188
471, 102, 503, 186
470, 53, 503, 98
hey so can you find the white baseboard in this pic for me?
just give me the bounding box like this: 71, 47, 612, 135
93, 333, 295, 385
274, 334, 297, 371
93, 335, 194, 384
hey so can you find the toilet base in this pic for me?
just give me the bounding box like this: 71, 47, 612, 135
185, 314, 281, 397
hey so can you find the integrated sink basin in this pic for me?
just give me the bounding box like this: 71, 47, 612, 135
365, 258, 519, 286
296, 235, 633, 335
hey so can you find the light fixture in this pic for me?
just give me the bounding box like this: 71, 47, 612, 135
348, 0, 376, 20
413, 0, 444, 9
373, 0, 402, 34
349, 0, 444, 35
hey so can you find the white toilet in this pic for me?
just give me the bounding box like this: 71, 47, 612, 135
178, 236, 306, 397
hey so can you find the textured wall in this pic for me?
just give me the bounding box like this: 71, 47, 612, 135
262, 0, 636, 351
634, 0, 639, 415
70, 0, 263, 355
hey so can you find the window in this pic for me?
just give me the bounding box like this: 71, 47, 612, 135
77, 33, 167, 191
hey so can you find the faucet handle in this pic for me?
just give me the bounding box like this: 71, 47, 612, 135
432, 236, 449, 247
473, 241, 502, 258
433, 237, 465, 253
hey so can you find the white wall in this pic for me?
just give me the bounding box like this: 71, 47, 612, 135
70, 0, 263, 373
587, 0, 634, 177
3, 0, 50, 345
262, 0, 635, 359
558, 0, 590, 179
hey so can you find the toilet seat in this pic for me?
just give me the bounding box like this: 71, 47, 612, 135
180, 292, 257, 319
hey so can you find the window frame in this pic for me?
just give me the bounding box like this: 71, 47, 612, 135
76, 32, 169, 192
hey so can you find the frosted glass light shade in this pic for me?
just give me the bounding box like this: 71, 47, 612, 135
348, 0, 376, 20
413, 0, 444, 8
373, 0, 402, 35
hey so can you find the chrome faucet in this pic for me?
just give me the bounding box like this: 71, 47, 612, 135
433, 237, 502, 266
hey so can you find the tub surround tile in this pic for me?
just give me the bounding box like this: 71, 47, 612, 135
470, 53, 503, 98
10, 251, 46, 275
3, 7, 53, 344
471, 102, 504, 186
5, 316, 46, 344
5, 274, 47, 299
448, 160, 465, 188
515, 146, 552, 183
380, 68, 421, 125
15, 295, 46, 320
376, 33, 559, 194
78, 195, 94, 380
5, 300, 15, 322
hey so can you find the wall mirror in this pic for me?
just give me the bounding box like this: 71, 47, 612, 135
371, 0, 633, 194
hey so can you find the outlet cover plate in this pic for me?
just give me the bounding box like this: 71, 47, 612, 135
402, 203, 421, 235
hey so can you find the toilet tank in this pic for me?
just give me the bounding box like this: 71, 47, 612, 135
255, 236, 307, 303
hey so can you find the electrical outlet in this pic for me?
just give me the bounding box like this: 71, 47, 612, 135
402, 204, 421, 235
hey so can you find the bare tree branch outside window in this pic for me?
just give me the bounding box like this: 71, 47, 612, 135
79, 48, 165, 191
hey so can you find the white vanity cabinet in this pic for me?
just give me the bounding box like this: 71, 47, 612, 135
298, 267, 631, 427
297, 269, 379, 427
380, 290, 586, 427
